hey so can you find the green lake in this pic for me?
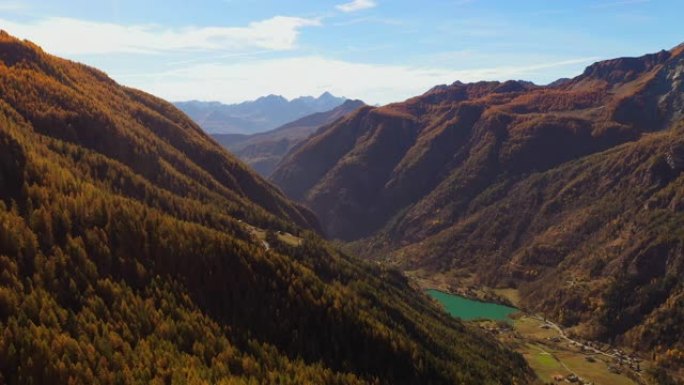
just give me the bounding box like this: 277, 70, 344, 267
426, 289, 518, 321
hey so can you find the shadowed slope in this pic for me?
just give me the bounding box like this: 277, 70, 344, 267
271, 44, 684, 357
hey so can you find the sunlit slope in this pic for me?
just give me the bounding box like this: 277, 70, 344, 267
0, 30, 533, 385
272, 43, 684, 356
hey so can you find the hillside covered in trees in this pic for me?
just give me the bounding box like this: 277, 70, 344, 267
271, 43, 684, 363
0, 31, 535, 384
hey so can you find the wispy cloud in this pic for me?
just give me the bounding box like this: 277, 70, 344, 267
0, 16, 320, 55
336, 0, 377, 13
115, 56, 596, 105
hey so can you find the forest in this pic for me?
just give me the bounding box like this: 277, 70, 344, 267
0, 31, 533, 384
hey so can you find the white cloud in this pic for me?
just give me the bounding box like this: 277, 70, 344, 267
0, 14, 596, 106
0, 16, 320, 55
115, 56, 596, 105
336, 0, 377, 13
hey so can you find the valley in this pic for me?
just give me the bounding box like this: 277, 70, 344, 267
213, 99, 365, 176
253, 43, 684, 384
1, 2, 683, 383
427, 284, 650, 385
0, 31, 535, 385
273, 44, 684, 384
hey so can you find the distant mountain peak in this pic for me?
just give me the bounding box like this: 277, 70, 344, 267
670, 42, 684, 57
340, 98, 365, 108
317, 91, 338, 100
547, 77, 572, 87
212, 98, 366, 177
577, 49, 673, 84
175, 92, 346, 134
259, 94, 288, 101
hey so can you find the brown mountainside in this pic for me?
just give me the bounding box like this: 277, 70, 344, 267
0, 31, 533, 385
271, 45, 684, 357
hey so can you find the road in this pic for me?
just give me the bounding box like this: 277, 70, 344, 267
531, 315, 617, 360
529, 315, 645, 384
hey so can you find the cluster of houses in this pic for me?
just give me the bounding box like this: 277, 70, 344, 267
487, 317, 645, 384
548, 336, 562, 343
551, 373, 593, 384
542, 329, 642, 373
478, 322, 513, 335
611, 349, 642, 372
538, 324, 644, 384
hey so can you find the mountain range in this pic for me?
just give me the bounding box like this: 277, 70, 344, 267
271, 44, 684, 361
0, 30, 534, 384
174, 92, 346, 134
213, 99, 365, 176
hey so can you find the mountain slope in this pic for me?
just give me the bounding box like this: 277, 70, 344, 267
175, 92, 346, 134
0, 31, 534, 385
271, 44, 684, 357
213, 99, 365, 176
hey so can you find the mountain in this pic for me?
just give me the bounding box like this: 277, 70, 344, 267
0, 31, 534, 384
271, 44, 684, 359
175, 92, 346, 134
213, 99, 365, 176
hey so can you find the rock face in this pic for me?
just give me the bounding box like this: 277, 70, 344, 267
272, 44, 684, 354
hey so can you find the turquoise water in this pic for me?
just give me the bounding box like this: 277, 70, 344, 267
427, 289, 517, 321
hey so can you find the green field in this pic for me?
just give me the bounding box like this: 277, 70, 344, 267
521, 344, 565, 381
512, 316, 640, 385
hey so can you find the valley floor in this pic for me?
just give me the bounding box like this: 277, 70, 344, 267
409, 270, 654, 385
498, 315, 643, 385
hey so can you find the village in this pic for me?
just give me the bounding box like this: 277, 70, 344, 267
403, 269, 664, 385
478, 315, 647, 385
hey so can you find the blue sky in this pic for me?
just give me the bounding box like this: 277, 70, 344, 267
0, 0, 682, 104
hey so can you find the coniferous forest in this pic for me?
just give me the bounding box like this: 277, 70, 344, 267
0, 31, 534, 385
